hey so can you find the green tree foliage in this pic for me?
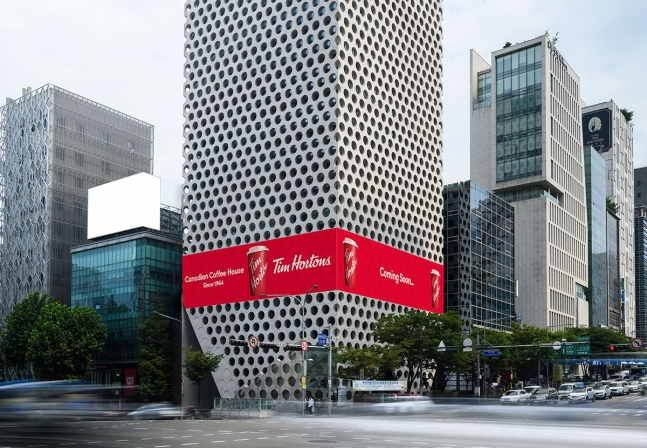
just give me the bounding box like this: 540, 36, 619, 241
606, 197, 619, 215
183, 347, 223, 412
138, 299, 175, 403
373, 310, 470, 393
27, 303, 107, 380
503, 42, 512, 48
562, 326, 629, 354
334, 345, 402, 380
0, 291, 53, 372
620, 108, 633, 123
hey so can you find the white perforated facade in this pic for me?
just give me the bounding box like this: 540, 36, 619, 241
182, 0, 444, 400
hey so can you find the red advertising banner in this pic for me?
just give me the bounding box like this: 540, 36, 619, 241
182, 229, 443, 313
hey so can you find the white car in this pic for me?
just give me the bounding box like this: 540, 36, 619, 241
568, 386, 595, 403
524, 386, 541, 396
500, 390, 530, 405
558, 383, 580, 400
593, 384, 612, 400
609, 381, 630, 396
627, 381, 641, 393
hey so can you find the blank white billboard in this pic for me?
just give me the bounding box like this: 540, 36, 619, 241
87, 173, 161, 239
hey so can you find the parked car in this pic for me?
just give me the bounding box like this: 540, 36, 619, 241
500, 389, 530, 405
127, 403, 185, 420
568, 386, 595, 403
558, 383, 580, 400
627, 381, 641, 393
593, 384, 612, 400
528, 388, 558, 405
609, 381, 630, 396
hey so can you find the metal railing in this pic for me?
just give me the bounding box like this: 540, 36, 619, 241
214, 398, 274, 411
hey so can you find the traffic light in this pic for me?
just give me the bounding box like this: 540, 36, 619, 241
320, 378, 328, 388
610, 345, 617, 351
259, 343, 279, 350
609, 344, 629, 351
229, 339, 247, 347
285, 344, 302, 351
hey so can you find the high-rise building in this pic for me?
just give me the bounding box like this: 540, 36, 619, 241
0, 85, 153, 326
582, 101, 634, 336
635, 206, 647, 340
443, 181, 515, 333
635, 166, 647, 207
584, 146, 621, 329
470, 36, 589, 330
182, 0, 444, 401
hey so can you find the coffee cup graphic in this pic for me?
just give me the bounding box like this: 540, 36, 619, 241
247, 246, 269, 296
431, 269, 441, 308
343, 238, 358, 288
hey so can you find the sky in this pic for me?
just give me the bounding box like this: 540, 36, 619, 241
0, 0, 645, 208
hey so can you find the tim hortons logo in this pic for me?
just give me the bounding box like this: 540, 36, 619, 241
272, 254, 331, 274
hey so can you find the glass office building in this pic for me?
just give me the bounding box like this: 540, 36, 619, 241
71, 207, 182, 385
443, 181, 515, 332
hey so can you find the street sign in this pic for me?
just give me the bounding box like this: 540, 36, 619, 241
482, 350, 501, 357
558, 343, 590, 356
300, 339, 309, 352
463, 338, 473, 352
577, 336, 590, 342
631, 337, 644, 349
437, 341, 446, 352
248, 335, 259, 349
317, 334, 328, 346
552, 341, 563, 351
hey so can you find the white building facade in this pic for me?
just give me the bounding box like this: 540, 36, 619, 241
582, 101, 634, 336
470, 36, 588, 330
182, 0, 444, 401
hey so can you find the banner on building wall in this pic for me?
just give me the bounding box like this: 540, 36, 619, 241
582, 108, 612, 153
182, 229, 444, 313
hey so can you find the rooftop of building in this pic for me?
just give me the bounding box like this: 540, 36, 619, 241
2, 84, 152, 128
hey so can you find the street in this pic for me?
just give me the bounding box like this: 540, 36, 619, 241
1, 395, 647, 448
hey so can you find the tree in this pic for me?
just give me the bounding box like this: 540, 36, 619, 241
0, 291, 53, 375
503, 42, 512, 48
138, 298, 176, 403
334, 345, 402, 381
620, 108, 633, 123
183, 347, 223, 412
373, 310, 469, 393
27, 303, 107, 380
606, 197, 619, 215
506, 323, 557, 380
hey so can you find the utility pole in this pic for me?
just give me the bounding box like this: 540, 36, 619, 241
476, 334, 481, 398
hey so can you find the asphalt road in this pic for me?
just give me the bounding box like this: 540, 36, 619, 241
1, 395, 646, 448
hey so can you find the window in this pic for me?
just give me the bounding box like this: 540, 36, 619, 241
55, 170, 65, 185
55, 146, 65, 161
74, 152, 84, 166
73, 226, 83, 240
74, 176, 84, 189
475, 71, 492, 109
54, 197, 64, 211
76, 122, 85, 134
56, 115, 66, 126
74, 201, 83, 216
127, 140, 135, 151
103, 132, 111, 143
102, 161, 111, 175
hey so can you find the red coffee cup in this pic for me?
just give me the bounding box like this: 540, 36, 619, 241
431, 269, 441, 308
247, 246, 269, 296
343, 238, 358, 288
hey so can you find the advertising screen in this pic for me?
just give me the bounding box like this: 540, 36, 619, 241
87, 173, 160, 239
582, 108, 612, 153
182, 229, 444, 313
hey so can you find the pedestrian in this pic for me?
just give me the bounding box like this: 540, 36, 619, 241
307, 396, 314, 415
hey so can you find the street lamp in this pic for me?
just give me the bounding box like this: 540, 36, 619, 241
261, 284, 317, 417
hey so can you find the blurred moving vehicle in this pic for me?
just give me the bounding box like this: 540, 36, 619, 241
593, 384, 612, 400
127, 403, 185, 420
528, 388, 558, 405
372, 396, 434, 414
0, 380, 122, 422
609, 381, 630, 396
523, 386, 541, 396
500, 390, 530, 405
568, 386, 595, 403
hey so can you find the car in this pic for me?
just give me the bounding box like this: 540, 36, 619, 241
568, 386, 595, 403
524, 386, 542, 396
609, 381, 630, 396
593, 384, 612, 400
528, 388, 558, 405
500, 389, 530, 405
558, 383, 581, 401
372, 396, 434, 414
627, 381, 641, 393
127, 403, 185, 420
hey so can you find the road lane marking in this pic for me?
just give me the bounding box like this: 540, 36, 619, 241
182, 444, 199, 446
154, 446, 170, 448
233, 439, 249, 442
257, 437, 270, 439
